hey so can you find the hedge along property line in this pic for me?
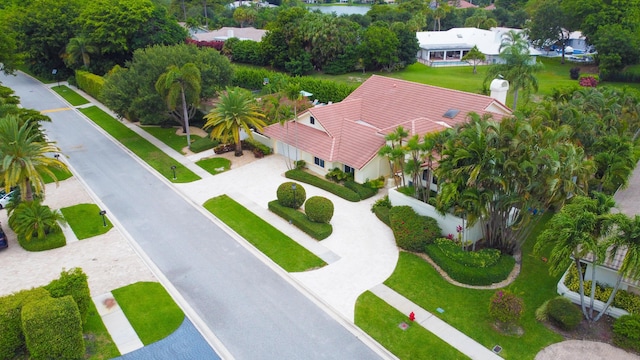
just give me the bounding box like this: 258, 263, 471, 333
285, 169, 361, 202
79, 106, 201, 183
424, 243, 515, 286
75, 70, 105, 100
203, 195, 327, 272
268, 200, 333, 240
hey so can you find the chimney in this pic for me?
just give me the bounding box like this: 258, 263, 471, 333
489, 78, 509, 105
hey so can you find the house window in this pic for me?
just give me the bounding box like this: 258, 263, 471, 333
314, 157, 325, 168
344, 165, 354, 174
310, 116, 315, 125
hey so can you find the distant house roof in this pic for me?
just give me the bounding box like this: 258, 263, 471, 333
192, 27, 267, 42
484, 3, 496, 10
449, 0, 478, 8
263, 75, 511, 169
416, 27, 542, 56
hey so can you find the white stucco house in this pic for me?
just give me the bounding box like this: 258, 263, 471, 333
191, 27, 267, 42
416, 27, 542, 67
262, 75, 512, 184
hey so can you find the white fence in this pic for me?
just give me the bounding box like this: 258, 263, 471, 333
388, 188, 483, 243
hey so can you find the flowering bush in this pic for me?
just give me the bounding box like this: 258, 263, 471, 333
579, 75, 598, 87
489, 290, 524, 324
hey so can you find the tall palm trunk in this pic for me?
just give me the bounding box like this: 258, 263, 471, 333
180, 86, 191, 149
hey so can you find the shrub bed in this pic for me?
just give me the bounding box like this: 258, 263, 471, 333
564, 264, 640, 314
0, 288, 50, 359
433, 238, 501, 268
547, 297, 582, 330
371, 196, 392, 227
268, 200, 332, 240
344, 180, 378, 200
613, 314, 640, 352
21, 296, 84, 360
16, 231, 66, 252
389, 206, 441, 252
305, 196, 334, 223
285, 169, 360, 202
425, 243, 515, 285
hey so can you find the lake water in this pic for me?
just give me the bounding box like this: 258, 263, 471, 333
307, 5, 371, 15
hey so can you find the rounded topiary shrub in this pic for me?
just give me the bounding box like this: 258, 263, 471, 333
547, 297, 583, 330
276, 182, 306, 209
613, 314, 640, 352
488, 290, 525, 324
305, 196, 334, 223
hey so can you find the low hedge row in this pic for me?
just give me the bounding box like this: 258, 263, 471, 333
433, 238, 501, 268
285, 169, 360, 202
75, 70, 104, 100
425, 244, 515, 286
389, 206, 441, 252
344, 180, 378, 200
564, 264, 640, 314
268, 200, 332, 240
614, 314, 640, 352
547, 297, 582, 330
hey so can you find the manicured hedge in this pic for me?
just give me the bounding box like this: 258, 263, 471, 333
75, 70, 104, 100
22, 296, 84, 360
389, 206, 441, 252
305, 196, 334, 223
564, 264, 640, 314
277, 182, 306, 209
45, 268, 91, 325
16, 231, 66, 252
0, 288, 50, 359
268, 200, 332, 240
285, 169, 360, 202
344, 180, 378, 200
425, 243, 515, 286
614, 314, 640, 352
232, 67, 357, 103
547, 297, 582, 330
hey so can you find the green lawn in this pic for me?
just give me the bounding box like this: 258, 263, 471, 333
111, 282, 184, 345
380, 212, 563, 359
355, 291, 468, 359
51, 85, 89, 106
16, 230, 66, 251
42, 166, 73, 184
141, 126, 202, 154
79, 106, 201, 183
60, 203, 113, 240
196, 157, 231, 175
84, 300, 120, 359
203, 195, 327, 272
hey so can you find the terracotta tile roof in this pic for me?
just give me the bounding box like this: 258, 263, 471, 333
263, 75, 511, 170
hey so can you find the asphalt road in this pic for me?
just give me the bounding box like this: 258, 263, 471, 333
1, 72, 386, 360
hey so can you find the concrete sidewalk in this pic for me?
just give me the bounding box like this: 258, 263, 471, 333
93, 292, 144, 354
51, 82, 505, 358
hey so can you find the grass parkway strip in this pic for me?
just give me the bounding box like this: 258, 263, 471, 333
51, 85, 90, 106
79, 106, 201, 183
203, 194, 327, 272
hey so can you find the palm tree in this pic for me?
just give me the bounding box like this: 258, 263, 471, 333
484, 30, 543, 110
64, 36, 98, 70
8, 201, 65, 241
0, 116, 68, 201
203, 87, 266, 157
155, 63, 202, 149
535, 193, 615, 321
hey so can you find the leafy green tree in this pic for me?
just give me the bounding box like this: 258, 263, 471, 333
525, 0, 572, 64
101, 44, 233, 126
461, 45, 485, 74
8, 201, 65, 241
0, 116, 68, 202
203, 87, 266, 157
464, 10, 497, 30
0, 21, 22, 74
391, 22, 419, 68
484, 30, 543, 110
155, 63, 202, 149
359, 25, 400, 72
64, 36, 99, 70
535, 193, 616, 322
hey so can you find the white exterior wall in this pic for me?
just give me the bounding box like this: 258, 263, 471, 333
584, 263, 633, 292
557, 268, 630, 319
388, 188, 483, 243
250, 130, 272, 148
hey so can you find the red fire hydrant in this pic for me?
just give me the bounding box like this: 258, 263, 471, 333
409, 311, 416, 322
